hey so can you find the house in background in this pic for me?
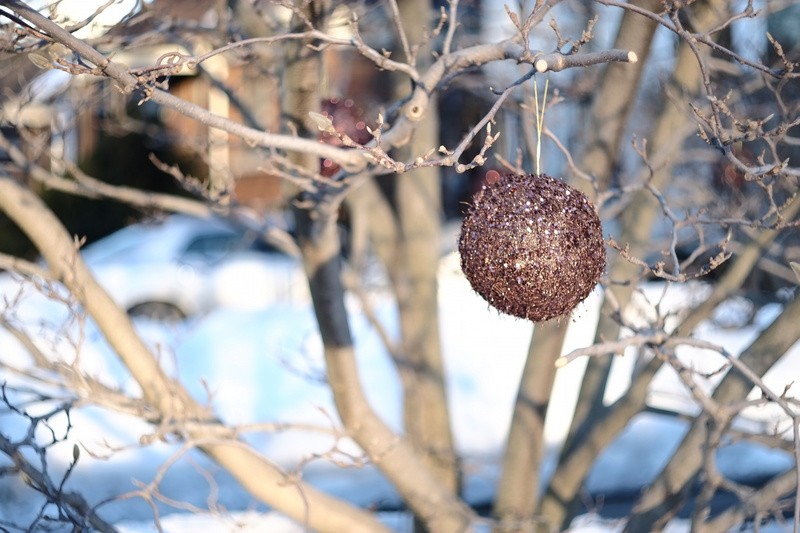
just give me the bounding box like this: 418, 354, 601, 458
79, 0, 393, 212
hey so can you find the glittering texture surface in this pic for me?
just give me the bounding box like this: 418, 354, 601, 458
459, 173, 606, 322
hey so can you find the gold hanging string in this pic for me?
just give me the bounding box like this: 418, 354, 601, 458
532, 75, 549, 176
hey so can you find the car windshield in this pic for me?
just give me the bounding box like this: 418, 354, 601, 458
181, 232, 242, 264
180, 227, 286, 265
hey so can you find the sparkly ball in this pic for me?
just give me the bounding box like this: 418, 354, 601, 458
458, 172, 605, 322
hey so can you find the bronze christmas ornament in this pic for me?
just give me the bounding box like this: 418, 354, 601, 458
458, 172, 605, 322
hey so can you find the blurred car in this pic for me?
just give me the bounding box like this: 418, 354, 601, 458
80, 214, 308, 321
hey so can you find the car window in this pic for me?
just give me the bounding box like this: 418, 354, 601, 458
248, 236, 283, 255
181, 233, 242, 264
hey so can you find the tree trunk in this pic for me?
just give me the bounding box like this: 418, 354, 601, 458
391, 3, 461, 530
490, 0, 659, 528
540, 0, 732, 528
278, 3, 464, 528
293, 198, 475, 533
494, 1, 661, 528
572, 0, 662, 198
281, 0, 325, 194
493, 320, 568, 533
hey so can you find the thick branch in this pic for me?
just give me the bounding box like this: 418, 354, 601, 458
534, 48, 637, 73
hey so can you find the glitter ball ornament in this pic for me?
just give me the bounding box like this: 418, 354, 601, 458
459, 172, 605, 322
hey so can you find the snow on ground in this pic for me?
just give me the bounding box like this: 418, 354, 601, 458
0, 264, 797, 531
115, 510, 418, 533
113, 510, 796, 533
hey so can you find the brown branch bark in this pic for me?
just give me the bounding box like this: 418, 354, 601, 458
572, 0, 661, 197
282, 1, 325, 196
559, 0, 674, 470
